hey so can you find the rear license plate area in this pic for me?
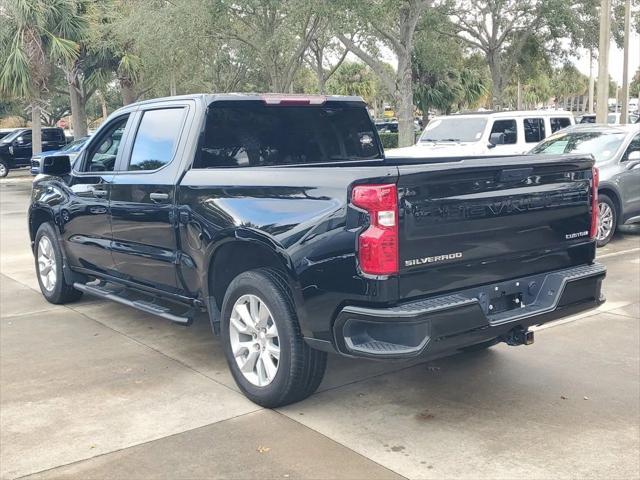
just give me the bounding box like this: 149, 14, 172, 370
490, 292, 523, 314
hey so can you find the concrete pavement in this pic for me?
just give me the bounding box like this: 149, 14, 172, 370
1, 170, 639, 479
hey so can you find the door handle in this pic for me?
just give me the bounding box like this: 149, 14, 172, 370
150, 192, 170, 203
92, 189, 108, 198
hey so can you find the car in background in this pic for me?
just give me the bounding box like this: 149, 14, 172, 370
579, 112, 639, 124
375, 119, 422, 134
385, 110, 574, 159
0, 127, 67, 177
375, 120, 398, 133
530, 124, 640, 246
30, 136, 90, 175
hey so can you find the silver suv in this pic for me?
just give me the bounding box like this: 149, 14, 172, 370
531, 124, 640, 246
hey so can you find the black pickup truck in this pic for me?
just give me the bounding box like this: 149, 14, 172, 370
29, 94, 606, 407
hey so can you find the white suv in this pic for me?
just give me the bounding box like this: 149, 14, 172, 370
386, 110, 575, 158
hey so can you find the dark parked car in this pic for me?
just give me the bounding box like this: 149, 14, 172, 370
29, 94, 605, 407
530, 124, 640, 246
0, 127, 67, 177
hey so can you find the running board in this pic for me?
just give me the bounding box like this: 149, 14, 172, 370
73, 282, 193, 325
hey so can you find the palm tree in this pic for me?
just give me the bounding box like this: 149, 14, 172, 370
458, 68, 488, 110
0, 0, 79, 153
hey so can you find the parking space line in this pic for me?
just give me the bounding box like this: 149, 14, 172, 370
597, 247, 640, 259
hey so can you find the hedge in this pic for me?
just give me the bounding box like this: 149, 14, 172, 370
379, 132, 398, 149
378, 132, 421, 150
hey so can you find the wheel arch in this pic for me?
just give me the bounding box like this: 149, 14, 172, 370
598, 184, 622, 222
28, 206, 56, 250
203, 236, 307, 334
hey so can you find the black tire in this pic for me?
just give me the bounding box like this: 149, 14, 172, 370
461, 337, 501, 353
596, 193, 617, 247
0, 160, 8, 178
34, 223, 83, 304
220, 268, 327, 408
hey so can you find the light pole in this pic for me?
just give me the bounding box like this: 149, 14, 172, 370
596, 0, 611, 123
620, 0, 631, 123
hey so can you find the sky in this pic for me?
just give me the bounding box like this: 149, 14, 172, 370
572, 32, 640, 86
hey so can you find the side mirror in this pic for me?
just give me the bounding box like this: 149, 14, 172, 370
489, 132, 505, 146
627, 150, 640, 161
626, 151, 640, 170
41, 155, 71, 176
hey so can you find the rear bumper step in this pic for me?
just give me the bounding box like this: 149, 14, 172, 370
333, 263, 606, 359
73, 281, 194, 325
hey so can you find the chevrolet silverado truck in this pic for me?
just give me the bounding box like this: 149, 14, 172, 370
29, 94, 606, 407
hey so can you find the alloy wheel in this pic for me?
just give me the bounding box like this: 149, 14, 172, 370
228, 294, 280, 387
597, 201, 614, 242
0, 163, 7, 177
37, 236, 57, 291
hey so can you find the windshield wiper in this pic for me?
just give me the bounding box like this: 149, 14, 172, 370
421, 138, 461, 143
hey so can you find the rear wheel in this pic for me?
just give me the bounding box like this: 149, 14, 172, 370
35, 223, 82, 304
0, 160, 8, 178
596, 193, 617, 247
220, 268, 327, 407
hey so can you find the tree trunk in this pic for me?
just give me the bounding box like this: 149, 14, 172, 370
488, 51, 503, 109
517, 78, 522, 110
314, 47, 326, 94
69, 84, 88, 138
396, 58, 414, 147
98, 90, 108, 120
421, 103, 429, 127
31, 99, 42, 155
120, 78, 136, 105
170, 71, 177, 96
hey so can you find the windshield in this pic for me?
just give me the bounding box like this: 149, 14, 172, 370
62, 137, 89, 152
530, 131, 627, 162
0, 130, 25, 144
419, 117, 487, 143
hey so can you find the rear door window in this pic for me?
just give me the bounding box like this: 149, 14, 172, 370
524, 118, 546, 143
550, 117, 571, 133
490, 119, 517, 144
195, 103, 381, 168
128, 108, 186, 171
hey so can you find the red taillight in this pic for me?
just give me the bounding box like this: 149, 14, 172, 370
352, 184, 399, 276
590, 167, 599, 239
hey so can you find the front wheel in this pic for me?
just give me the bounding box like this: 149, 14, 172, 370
34, 223, 83, 304
220, 268, 327, 407
0, 160, 8, 178
596, 194, 617, 247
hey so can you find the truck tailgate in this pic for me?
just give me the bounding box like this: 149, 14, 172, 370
395, 154, 596, 300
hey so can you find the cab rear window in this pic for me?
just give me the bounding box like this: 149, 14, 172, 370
194, 103, 381, 168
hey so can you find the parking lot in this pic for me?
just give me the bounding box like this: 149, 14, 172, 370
1, 169, 639, 479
